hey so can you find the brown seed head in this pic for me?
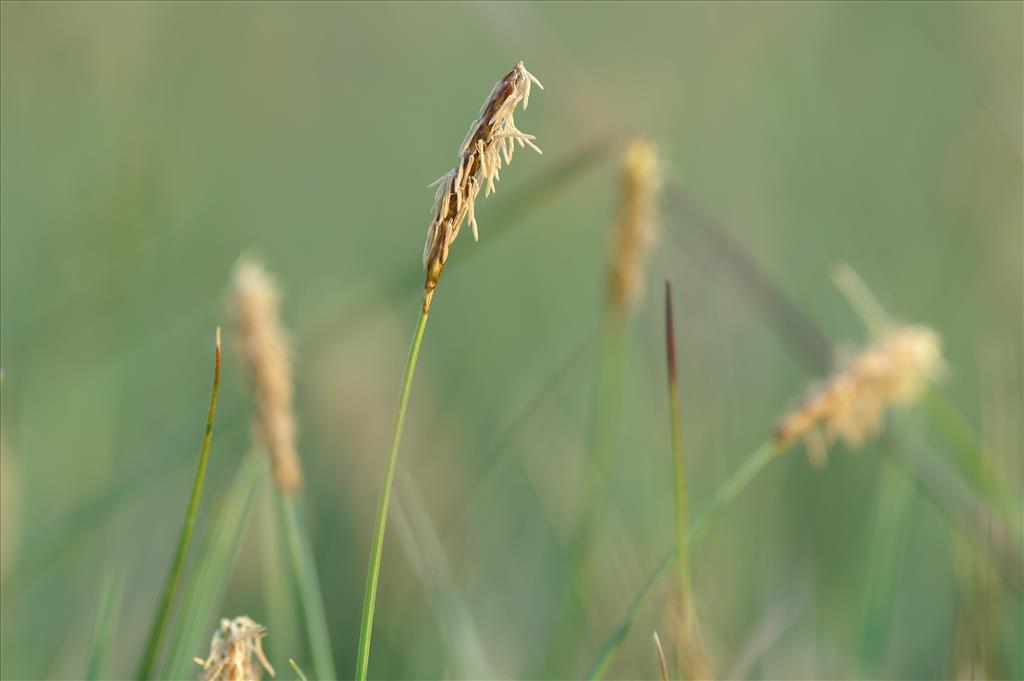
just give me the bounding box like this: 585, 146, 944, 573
228, 259, 302, 492
421, 61, 543, 312
609, 138, 661, 314
775, 325, 944, 463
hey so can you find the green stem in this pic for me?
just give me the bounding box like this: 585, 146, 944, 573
355, 308, 430, 681
281, 491, 337, 681
665, 281, 692, 603
588, 441, 776, 680
136, 329, 222, 680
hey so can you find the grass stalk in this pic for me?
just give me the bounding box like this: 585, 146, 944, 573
85, 572, 123, 681
664, 281, 692, 605
588, 441, 776, 680
136, 327, 222, 680
355, 308, 430, 681
280, 491, 337, 681
290, 658, 310, 681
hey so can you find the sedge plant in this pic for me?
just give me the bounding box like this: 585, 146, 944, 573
354, 60, 544, 681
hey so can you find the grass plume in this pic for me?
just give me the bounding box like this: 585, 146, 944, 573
228, 258, 337, 680
136, 327, 222, 680
774, 325, 944, 465
355, 60, 543, 681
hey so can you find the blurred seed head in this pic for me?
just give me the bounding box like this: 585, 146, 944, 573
228, 258, 302, 492
193, 615, 275, 681
775, 325, 944, 463
609, 138, 661, 314
422, 61, 543, 312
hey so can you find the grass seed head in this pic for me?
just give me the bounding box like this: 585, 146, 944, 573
609, 138, 661, 314
775, 325, 944, 462
193, 615, 275, 681
421, 60, 543, 312
228, 258, 302, 492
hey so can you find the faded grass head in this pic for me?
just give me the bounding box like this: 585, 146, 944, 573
775, 324, 944, 465
193, 615, 275, 681
608, 138, 661, 315
228, 258, 302, 492
421, 60, 543, 312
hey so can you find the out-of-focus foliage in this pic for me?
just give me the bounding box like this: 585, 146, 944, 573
1, 2, 1020, 679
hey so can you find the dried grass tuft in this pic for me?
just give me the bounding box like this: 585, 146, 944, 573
193, 616, 275, 681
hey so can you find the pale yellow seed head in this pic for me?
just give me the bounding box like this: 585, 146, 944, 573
228, 259, 302, 492
776, 325, 944, 462
609, 138, 661, 314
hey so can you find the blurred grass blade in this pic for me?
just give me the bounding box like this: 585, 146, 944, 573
163, 453, 265, 680
136, 327, 222, 680
858, 459, 913, 673
290, 658, 310, 681
653, 632, 670, 681
280, 491, 337, 681
85, 571, 124, 681
588, 442, 776, 680
261, 478, 301, 672
308, 135, 611, 349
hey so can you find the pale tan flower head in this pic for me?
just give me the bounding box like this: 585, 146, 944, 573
608, 138, 661, 314
228, 259, 302, 492
193, 616, 275, 681
421, 61, 543, 312
775, 325, 944, 464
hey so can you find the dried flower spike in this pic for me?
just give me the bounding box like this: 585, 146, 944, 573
229, 259, 302, 492
421, 60, 543, 312
609, 138, 661, 314
775, 325, 944, 464
193, 615, 275, 681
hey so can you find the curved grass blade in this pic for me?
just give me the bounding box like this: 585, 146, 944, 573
136, 327, 222, 680
588, 442, 776, 680
162, 453, 265, 680
280, 491, 337, 681
85, 571, 124, 681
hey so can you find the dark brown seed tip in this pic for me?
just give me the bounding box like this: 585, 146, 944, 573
665, 280, 678, 384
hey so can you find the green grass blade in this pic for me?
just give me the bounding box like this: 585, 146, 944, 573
280, 491, 337, 681
261, 478, 301, 673
858, 458, 913, 674
355, 308, 430, 681
85, 571, 124, 681
588, 441, 777, 680
136, 328, 222, 680
163, 453, 265, 680
290, 658, 310, 681
664, 280, 692, 602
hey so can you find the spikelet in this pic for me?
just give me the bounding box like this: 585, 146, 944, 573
228, 259, 302, 492
421, 61, 543, 312
775, 325, 944, 464
193, 616, 275, 681
608, 138, 661, 314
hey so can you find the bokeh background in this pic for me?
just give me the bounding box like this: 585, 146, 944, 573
1, 2, 1021, 680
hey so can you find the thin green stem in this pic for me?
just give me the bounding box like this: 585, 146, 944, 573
588, 441, 777, 680
664, 281, 692, 603
355, 308, 430, 681
136, 328, 222, 680
290, 659, 310, 681
281, 491, 337, 681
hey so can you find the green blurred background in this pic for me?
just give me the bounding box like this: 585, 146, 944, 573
1, 2, 1021, 679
